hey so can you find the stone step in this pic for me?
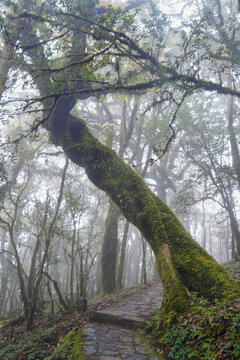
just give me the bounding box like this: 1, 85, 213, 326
89, 284, 164, 330
89, 310, 147, 330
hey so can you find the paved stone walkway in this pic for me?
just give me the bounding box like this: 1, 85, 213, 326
83, 283, 164, 359
83, 324, 159, 359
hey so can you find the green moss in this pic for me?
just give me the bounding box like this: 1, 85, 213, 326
152, 194, 239, 301
155, 243, 190, 331
137, 330, 166, 360
176, 249, 239, 300
46, 327, 87, 360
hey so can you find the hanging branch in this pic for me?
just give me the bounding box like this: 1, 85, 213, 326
149, 90, 190, 165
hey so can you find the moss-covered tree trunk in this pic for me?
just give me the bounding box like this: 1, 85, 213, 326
55, 113, 239, 328
101, 200, 121, 294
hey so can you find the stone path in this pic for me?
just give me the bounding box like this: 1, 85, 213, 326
90, 284, 164, 329
83, 324, 159, 359
83, 283, 164, 359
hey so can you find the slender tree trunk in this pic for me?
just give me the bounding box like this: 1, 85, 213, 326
134, 242, 140, 285
70, 226, 76, 303
224, 233, 230, 263
51, 244, 61, 285
141, 235, 147, 284
101, 200, 120, 294
95, 254, 102, 295
0, 232, 9, 315
227, 188, 240, 257
225, 219, 230, 263
116, 220, 129, 289
202, 201, 207, 250
226, 80, 240, 187
232, 232, 237, 260
226, 190, 240, 257
43, 271, 69, 312
126, 249, 133, 288
208, 221, 213, 256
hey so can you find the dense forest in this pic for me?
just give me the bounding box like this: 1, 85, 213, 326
0, 0, 240, 359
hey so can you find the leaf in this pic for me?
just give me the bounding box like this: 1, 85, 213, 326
202, 342, 210, 349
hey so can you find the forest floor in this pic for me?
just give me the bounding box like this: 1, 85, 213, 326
0, 262, 239, 360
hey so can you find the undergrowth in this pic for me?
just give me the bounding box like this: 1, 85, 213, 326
146, 294, 240, 360
0, 324, 58, 360
0, 312, 84, 360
